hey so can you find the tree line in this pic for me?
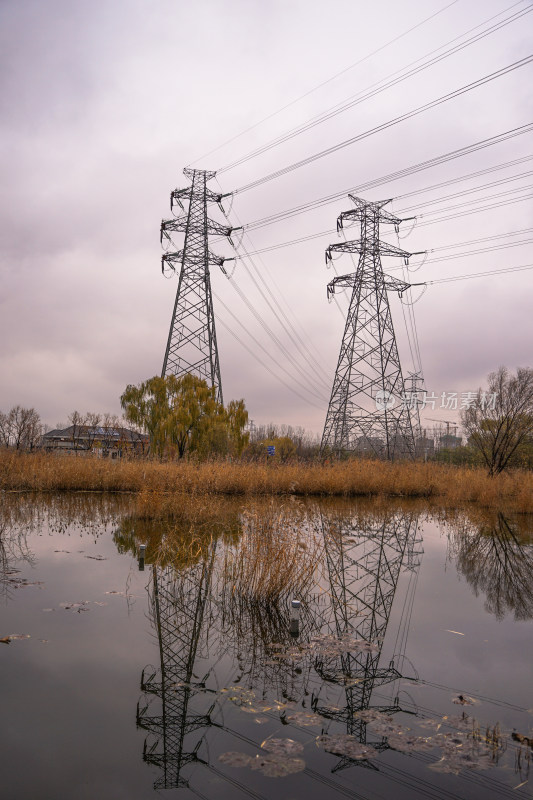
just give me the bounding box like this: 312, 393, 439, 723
2, 366, 533, 474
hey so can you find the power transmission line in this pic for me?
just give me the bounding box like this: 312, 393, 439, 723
215, 314, 326, 410
240, 127, 533, 233
214, 290, 329, 404
219, 2, 531, 174
187, 0, 459, 167
236, 190, 533, 259
214, 179, 334, 390
234, 56, 533, 194
426, 261, 533, 284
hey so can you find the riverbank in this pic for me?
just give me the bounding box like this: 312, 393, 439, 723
1, 450, 532, 512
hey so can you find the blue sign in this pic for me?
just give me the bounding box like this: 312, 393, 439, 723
267, 445, 275, 456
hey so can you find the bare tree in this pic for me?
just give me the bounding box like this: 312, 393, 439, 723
0, 411, 10, 448
461, 366, 533, 476
99, 413, 121, 455
84, 412, 102, 451
68, 410, 86, 454
5, 406, 42, 450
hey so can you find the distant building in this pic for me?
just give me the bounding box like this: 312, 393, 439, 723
416, 436, 435, 458
41, 425, 149, 457
439, 433, 462, 450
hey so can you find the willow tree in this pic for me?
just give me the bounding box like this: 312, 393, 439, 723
120, 374, 248, 459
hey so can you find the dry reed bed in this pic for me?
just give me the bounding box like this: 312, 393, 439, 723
1, 451, 532, 512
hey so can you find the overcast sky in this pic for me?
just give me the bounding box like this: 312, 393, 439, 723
1, 0, 532, 433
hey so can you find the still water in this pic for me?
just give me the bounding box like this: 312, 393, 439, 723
1, 493, 532, 800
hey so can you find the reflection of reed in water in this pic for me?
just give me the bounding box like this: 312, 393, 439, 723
449, 511, 533, 620
0, 492, 132, 599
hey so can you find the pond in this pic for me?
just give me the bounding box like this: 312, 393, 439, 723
1, 493, 532, 800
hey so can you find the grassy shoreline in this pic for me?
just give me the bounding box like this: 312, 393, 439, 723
1, 450, 532, 512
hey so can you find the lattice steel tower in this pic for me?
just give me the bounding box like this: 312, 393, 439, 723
321, 196, 424, 460
160, 168, 237, 404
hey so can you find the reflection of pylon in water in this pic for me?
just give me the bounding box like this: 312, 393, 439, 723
314, 512, 421, 772
136, 548, 216, 790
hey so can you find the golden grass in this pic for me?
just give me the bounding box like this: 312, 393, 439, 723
1, 450, 533, 512
221, 502, 323, 602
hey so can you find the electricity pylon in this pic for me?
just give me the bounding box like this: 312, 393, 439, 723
136, 550, 217, 790
321, 196, 425, 460
314, 511, 422, 772
160, 168, 238, 404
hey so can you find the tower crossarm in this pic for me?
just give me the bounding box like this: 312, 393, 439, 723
337, 195, 416, 231
327, 273, 423, 299
326, 239, 424, 264
162, 251, 235, 274
170, 186, 232, 211
161, 216, 238, 243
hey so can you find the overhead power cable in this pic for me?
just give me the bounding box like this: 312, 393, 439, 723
241, 127, 533, 233
234, 56, 533, 194
219, 2, 532, 174
394, 174, 533, 215
214, 290, 329, 405
215, 314, 326, 411
390, 237, 533, 272
236, 190, 533, 258
187, 0, 459, 167
393, 153, 533, 202
214, 176, 333, 389
230, 237, 332, 391
426, 261, 533, 284
225, 275, 330, 401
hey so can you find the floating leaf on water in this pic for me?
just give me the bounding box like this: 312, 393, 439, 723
387, 733, 434, 753
442, 714, 471, 730
429, 757, 460, 775
1, 634, 30, 643
316, 734, 377, 760
10, 579, 45, 589
254, 717, 269, 725
218, 752, 253, 768
354, 709, 403, 734
334, 672, 361, 687
430, 748, 493, 774
372, 720, 405, 736
261, 738, 304, 756
85, 555, 107, 561
419, 718, 442, 731
309, 633, 379, 657
452, 694, 477, 706
285, 711, 322, 727
227, 687, 255, 706
250, 754, 305, 777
